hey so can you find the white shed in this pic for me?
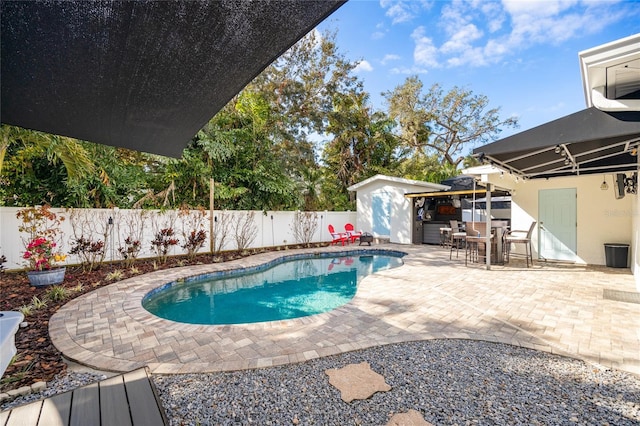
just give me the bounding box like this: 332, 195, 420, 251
347, 174, 448, 244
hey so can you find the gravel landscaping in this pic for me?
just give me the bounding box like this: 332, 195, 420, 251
148, 339, 639, 425
3, 339, 639, 425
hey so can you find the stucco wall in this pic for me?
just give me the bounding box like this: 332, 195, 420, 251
484, 173, 633, 265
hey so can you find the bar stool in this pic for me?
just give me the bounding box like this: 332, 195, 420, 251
465, 222, 494, 266
449, 220, 466, 259
440, 226, 452, 248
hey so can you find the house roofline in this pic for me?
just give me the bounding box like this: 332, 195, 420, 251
579, 33, 640, 110
347, 174, 449, 191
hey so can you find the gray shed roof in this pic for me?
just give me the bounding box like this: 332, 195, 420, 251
1, 0, 344, 157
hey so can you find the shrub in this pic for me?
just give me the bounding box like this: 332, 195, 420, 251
69, 236, 105, 272
17, 206, 66, 271
233, 211, 257, 251
22, 237, 66, 271
16, 205, 64, 244
213, 211, 232, 253
45, 285, 70, 302
182, 230, 207, 259
18, 305, 32, 316
179, 206, 208, 259
106, 269, 125, 282
68, 208, 110, 271
31, 296, 47, 309
117, 210, 147, 267
117, 237, 142, 267
151, 228, 179, 264
291, 211, 319, 246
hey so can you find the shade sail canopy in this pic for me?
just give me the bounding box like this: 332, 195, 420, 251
474, 107, 640, 179
1, 0, 345, 157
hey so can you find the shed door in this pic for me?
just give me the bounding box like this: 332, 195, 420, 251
539, 188, 577, 261
372, 192, 391, 236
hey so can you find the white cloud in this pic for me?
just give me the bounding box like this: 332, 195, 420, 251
371, 22, 388, 40
354, 60, 374, 73
408, 0, 630, 71
381, 54, 401, 65
436, 0, 491, 66
480, 2, 505, 33
411, 26, 440, 68
390, 65, 430, 75
446, 46, 488, 68
380, 0, 432, 24
440, 23, 483, 54
503, 0, 626, 46
483, 37, 510, 60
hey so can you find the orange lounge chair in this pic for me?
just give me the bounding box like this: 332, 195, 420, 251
328, 225, 349, 245
344, 223, 363, 243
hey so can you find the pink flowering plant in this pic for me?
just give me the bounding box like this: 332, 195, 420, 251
23, 237, 66, 271
17, 205, 66, 271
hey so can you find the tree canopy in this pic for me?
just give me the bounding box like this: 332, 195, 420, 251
384, 77, 519, 173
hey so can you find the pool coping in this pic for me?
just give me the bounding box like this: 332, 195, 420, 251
49, 244, 640, 376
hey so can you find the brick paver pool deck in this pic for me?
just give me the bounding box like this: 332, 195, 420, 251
49, 244, 640, 376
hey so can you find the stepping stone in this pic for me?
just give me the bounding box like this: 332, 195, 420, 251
325, 361, 391, 403
386, 409, 433, 426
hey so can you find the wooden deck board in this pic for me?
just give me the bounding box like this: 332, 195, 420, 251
123, 369, 166, 426
0, 367, 166, 426
99, 375, 132, 426
38, 392, 71, 426
5, 399, 42, 426
0, 409, 9, 426
70, 381, 99, 426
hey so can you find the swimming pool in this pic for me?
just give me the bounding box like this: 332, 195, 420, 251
142, 251, 404, 325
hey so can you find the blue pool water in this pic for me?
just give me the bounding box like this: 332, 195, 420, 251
142, 252, 404, 325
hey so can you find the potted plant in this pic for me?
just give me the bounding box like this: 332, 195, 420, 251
17, 205, 67, 286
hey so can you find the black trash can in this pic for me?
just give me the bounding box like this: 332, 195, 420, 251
604, 243, 629, 268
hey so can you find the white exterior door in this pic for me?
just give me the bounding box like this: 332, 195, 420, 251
539, 188, 577, 261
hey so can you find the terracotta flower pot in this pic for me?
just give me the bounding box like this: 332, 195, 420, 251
26, 267, 66, 287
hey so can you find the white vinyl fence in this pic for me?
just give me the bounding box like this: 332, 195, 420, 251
0, 207, 356, 270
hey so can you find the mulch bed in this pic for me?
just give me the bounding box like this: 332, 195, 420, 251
1, 245, 324, 393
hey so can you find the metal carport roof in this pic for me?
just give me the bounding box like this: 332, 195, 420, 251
473, 107, 640, 179
1, 0, 345, 157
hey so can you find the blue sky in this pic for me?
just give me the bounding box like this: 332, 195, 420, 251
318, 0, 640, 138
